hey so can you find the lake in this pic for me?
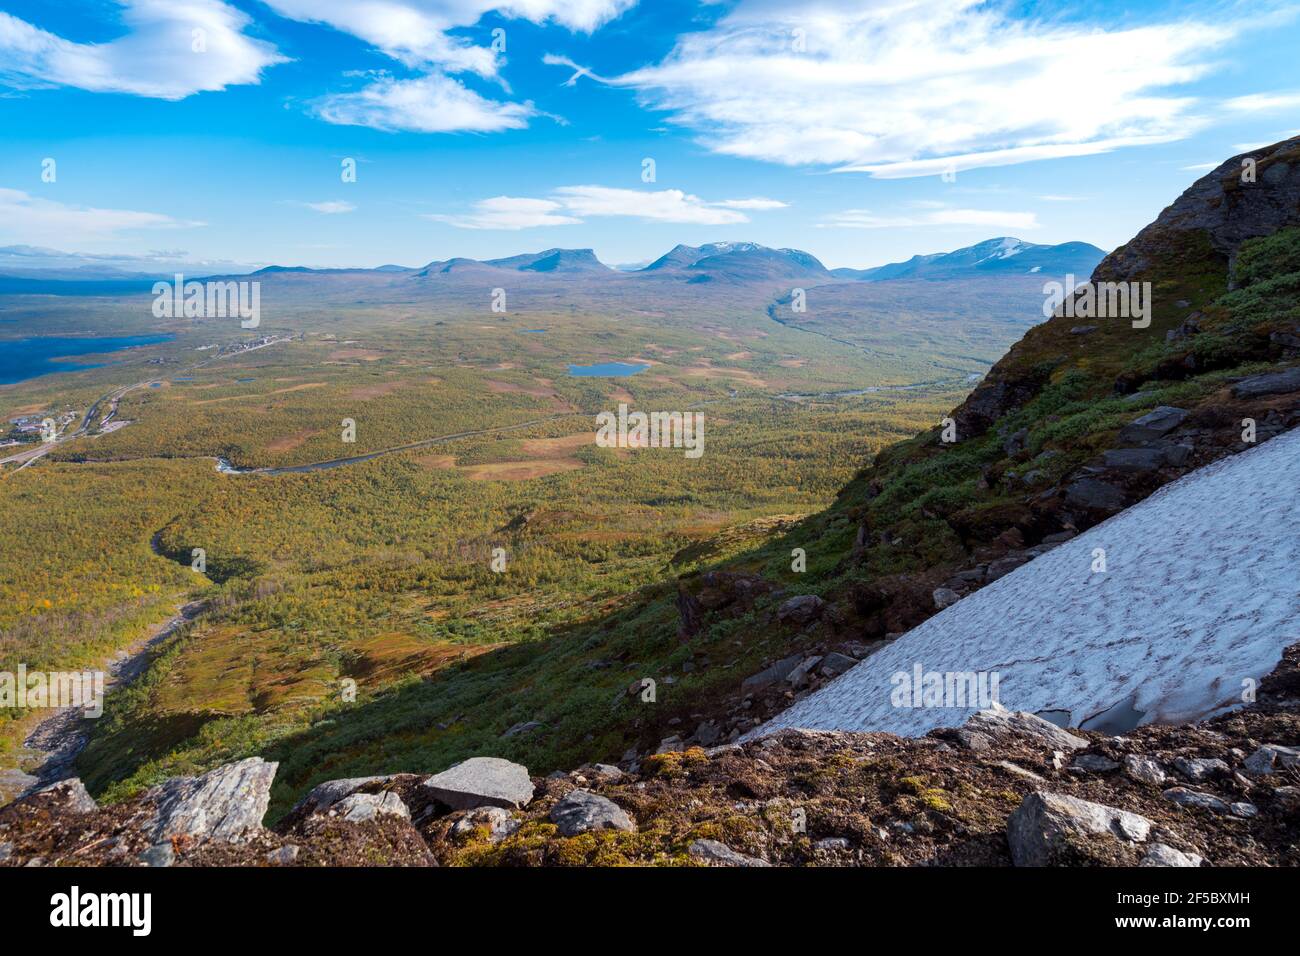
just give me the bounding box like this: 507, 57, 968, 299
568, 362, 649, 377
0, 334, 175, 385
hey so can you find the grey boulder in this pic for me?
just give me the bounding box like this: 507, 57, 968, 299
1141, 843, 1204, 867
688, 838, 770, 867
964, 707, 1089, 751
1231, 367, 1300, 399
293, 775, 395, 815
1162, 787, 1230, 813
1007, 792, 1152, 866
1172, 756, 1228, 782
549, 789, 636, 837
423, 757, 534, 811
147, 757, 277, 843
1122, 754, 1167, 786
1243, 744, 1300, 776
335, 791, 410, 823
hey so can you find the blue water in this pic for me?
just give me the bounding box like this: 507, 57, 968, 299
520, 329, 548, 334
0, 334, 175, 385
568, 362, 649, 377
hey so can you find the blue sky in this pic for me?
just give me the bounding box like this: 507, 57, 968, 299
0, 0, 1297, 272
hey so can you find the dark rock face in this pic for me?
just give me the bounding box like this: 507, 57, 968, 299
1064, 478, 1126, 512
1096, 136, 1300, 283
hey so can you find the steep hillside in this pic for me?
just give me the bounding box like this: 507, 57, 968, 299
653, 135, 1300, 757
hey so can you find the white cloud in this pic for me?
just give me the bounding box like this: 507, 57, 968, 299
711, 197, 789, 210
0, 1, 286, 100
821, 206, 1040, 230
291, 200, 356, 214
313, 73, 535, 132
276, 1, 635, 132
1222, 91, 1300, 114
587, 0, 1239, 176
553, 186, 750, 225
0, 187, 202, 244
426, 196, 581, 230
429, 186, 786, 229
264, 1, 635, 74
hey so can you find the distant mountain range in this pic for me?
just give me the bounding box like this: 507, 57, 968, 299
830, 237, 1107, 281
0, 238, 1107, 292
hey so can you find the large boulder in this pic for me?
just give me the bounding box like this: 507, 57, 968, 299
1007, 791, 1153, 866
423, 757, 534, 811
964, 707, 1089, 751
147, 757, 277, 843
549, 790, 636, 837
1231, 366, 1300, 399
1117, 406, 1187, 444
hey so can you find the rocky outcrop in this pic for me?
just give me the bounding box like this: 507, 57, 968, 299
1096, 136, 1300, 283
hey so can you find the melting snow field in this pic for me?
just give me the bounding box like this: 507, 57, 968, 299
756, 427, 1300, 739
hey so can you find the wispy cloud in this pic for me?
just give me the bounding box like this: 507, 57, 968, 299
821, 206, 1040, 231
283, 1, 634, 132
313, 73, 536, 133
429, 186, 786, 229
0, 188, 203, 244
0, 1, 286, 100
553, 186, 755, 225
286, 200, 356, 214
1222, 90, 1300, 113
574, 0, 1241, 177
426, 196, 581, 230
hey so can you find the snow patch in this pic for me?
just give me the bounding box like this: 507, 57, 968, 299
754, 427, 1300, 739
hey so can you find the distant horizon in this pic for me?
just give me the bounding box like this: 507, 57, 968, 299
0, 234, 1112, 279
